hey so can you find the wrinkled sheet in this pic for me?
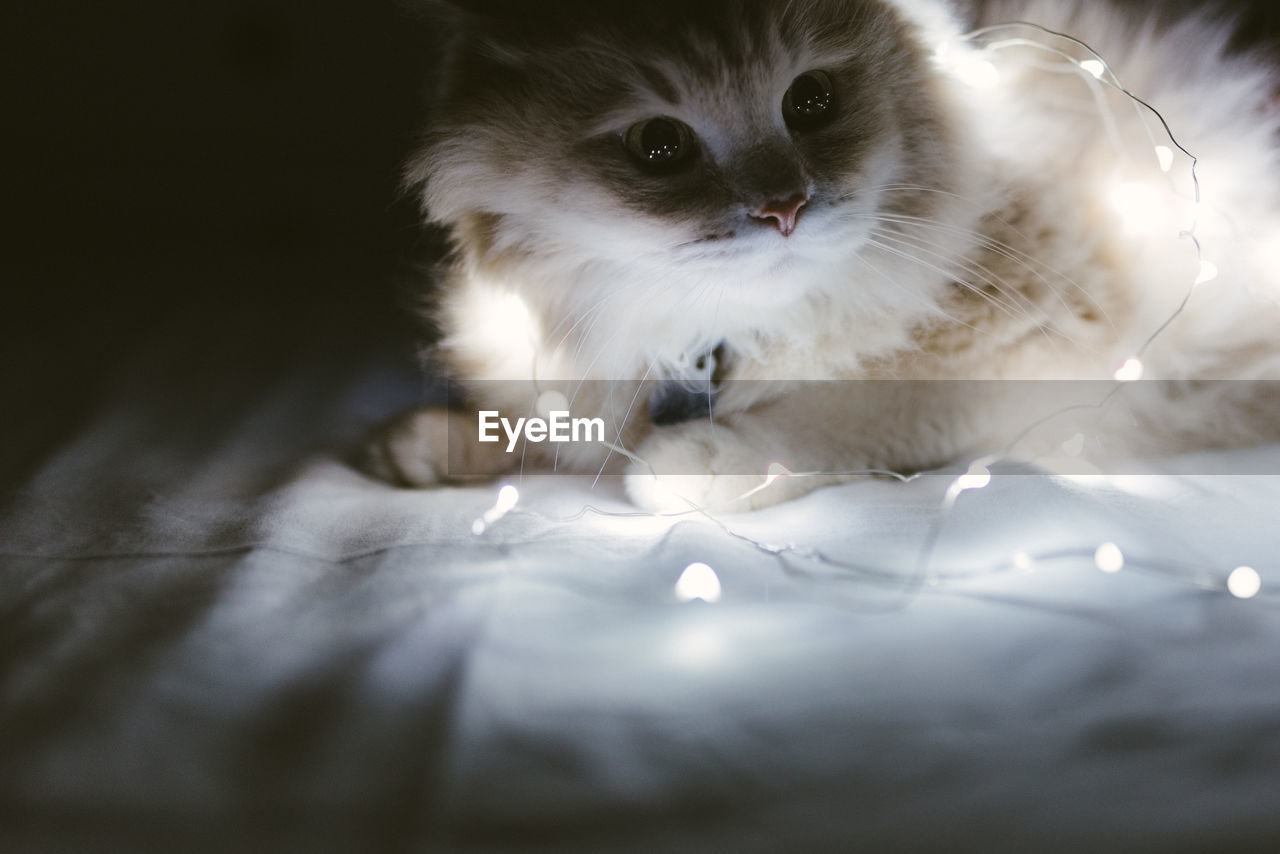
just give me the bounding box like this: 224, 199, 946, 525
3, 323, 1279, 853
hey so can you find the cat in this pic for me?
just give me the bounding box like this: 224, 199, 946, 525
370, 0, 1280, 512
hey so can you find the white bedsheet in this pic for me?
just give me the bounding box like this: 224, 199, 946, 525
3, 325, 1279, 852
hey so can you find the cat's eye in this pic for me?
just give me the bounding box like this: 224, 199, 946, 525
783, 71, 836, 130
624, 117, 697, 174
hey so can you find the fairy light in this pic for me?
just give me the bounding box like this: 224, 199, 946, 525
1195, 259, 1219, 285
954, 462, 992, 493
535, 390, 570, 418
937, 39, 1001, 89
1227, 567, 1262, 599
1110, 181, 1164, 233
1079, 59, 1106, 79
471, 484, 520, 535
675, 562, 722, 603
459, 282, 543, 378
1114, 357, 1145, 382
958, 57, 1000, 89
1094, 542, 1125, 574
450, 22, 1274, 609
763, 462, 792, 489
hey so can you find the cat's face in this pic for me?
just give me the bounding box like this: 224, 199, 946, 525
413, 0, 963, 320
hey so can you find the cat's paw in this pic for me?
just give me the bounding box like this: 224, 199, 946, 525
363, 408, 452, 486
364, 408, 511, 487
624, 421, 792, 514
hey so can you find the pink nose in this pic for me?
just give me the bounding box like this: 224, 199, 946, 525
750, 193, 808, 237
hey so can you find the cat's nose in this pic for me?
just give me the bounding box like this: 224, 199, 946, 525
749, 193, 808, 237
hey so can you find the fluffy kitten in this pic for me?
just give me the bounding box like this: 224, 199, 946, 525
373, 0, 1280, 511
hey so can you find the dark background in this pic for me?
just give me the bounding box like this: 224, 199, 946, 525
3, 1, 1279, 485
3, 2, 437, 484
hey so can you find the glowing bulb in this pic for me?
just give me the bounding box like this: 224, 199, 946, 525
1154, 145, 1174, 172
494, 485, 519, 515
1095, 542, 1125, 574
462, 281, 542, 376
763, 462, 792, 488
1080, 59, 1106, 79
675, 562, 722, 603
956, 463, 992, 492
1013, 552, 1034, 571
1195, 259, 1219, 286
472, 484, 520, 535
1110, 181, 1163, 233
954, 56, 1000, 89
1227, 566, 1262, 600
535, 390, 569, 419
1114, 357, 1144, 383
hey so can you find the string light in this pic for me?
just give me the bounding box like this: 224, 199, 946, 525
535, 390, 570, 418
1114, 357, 1145, 382
675, 562, 723, 603
462, 282, 542, 377
471, 484, 520, 535
1094, 542, 1125, 574
500, 495, 1273, 607
952, 461, 993, 494
1227, 566, 1262, 600
1110, 181, 1164, 233
1195, 259, 1219, 285
763, 462, 792, 488
936, 39, 1002, 89
958, 57, 1000, 89
457, 22, 1272, 609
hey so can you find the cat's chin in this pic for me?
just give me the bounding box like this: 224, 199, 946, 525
680, 231, 841, 280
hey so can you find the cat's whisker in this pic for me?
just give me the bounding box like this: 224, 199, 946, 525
845, 183, 994, 207
564, 274, 694, 377
864, 230, 1039, 329
846, 182, 1108, 306
563, 272, 723, 480
549, 246, 703, 371
869, 228, 1078, 354
593, 354, 662, 486
853, 185, 1114, 312
836, 199, 1118, 346
853, 253, 994, 338
868, 210, 1116, 332
862, 232, 1074, 359
868, 216, 1112, 351
869, 224, 1081, 334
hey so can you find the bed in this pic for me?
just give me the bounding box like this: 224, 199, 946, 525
3, 289, 1278, 853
